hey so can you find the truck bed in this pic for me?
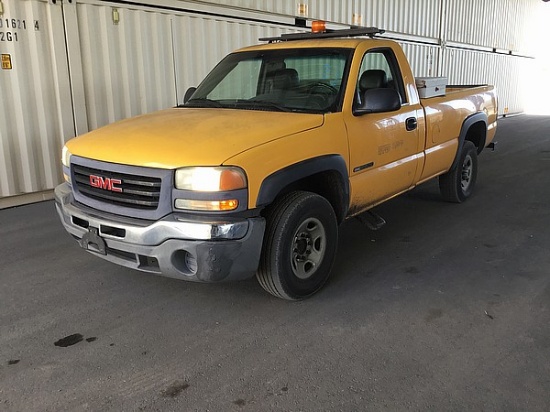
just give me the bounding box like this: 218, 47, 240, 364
417, 84, 498, 183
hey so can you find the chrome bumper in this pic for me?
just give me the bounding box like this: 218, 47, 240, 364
54, 183, 265, 282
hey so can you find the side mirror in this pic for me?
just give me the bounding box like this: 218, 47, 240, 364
184, 87, 197, 103
354, 88, 401, 115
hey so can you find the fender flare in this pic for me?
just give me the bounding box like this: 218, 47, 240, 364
450, 112, 488, 171
256, 154, 350, 214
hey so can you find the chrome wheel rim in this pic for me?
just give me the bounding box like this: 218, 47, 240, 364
461, 154, 473, 192
291, 217, 326, 280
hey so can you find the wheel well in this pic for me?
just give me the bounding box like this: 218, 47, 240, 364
465, 121, 487, 154
262, 171, 348, 223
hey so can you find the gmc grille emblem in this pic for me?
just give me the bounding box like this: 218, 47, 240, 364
89, 175, 123, 193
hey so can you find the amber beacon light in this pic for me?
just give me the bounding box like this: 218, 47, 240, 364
311, 20, 327, 33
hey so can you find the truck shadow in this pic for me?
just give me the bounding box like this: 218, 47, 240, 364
328, 179, 461, 297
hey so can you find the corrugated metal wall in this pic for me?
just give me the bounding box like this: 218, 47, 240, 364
178, 0, 353, 25
398, 42, 440, 78
171, 15, 301, 105
0, 0, 75, 202
71, 0, 303, 131
76, 3, 176, 130
356, 0, 442, 40
0, 0, 543, 205
445, 0, 538, 54
0, 0, 302, 204
442, 49, 528, 114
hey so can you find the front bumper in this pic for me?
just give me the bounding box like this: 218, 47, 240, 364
54, 183, 265, 282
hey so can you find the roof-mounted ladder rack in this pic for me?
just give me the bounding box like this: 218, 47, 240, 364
259, 27, 385, 43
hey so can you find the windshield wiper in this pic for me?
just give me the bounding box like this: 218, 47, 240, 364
237, 100, 291, 112
182, 98, 224, 108
182, 98, 292, 112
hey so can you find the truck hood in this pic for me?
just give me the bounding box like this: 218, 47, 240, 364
67, 108, 324, 169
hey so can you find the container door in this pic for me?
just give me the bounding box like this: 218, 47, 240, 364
0, 0, 75, 202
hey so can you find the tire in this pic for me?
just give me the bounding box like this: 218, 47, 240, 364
439, 141, 478, 203
256, 191, 338, 300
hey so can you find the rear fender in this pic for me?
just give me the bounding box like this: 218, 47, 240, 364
450, 112, 488, 170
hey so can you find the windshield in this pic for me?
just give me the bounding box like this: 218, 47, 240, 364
183, 48, 353, 114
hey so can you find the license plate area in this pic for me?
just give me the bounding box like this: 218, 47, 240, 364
79, 227, 107, 255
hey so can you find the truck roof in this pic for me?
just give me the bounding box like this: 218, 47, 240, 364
236, 26, 389, 52
236, 37, 395, 52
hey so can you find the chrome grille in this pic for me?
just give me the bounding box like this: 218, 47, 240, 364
73, 164, 161, 210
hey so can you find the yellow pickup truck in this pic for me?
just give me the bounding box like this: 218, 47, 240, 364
55, 26, 497, 300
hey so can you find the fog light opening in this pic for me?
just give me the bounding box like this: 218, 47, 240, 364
185, 252, 198, 274
172, 250, 198, 275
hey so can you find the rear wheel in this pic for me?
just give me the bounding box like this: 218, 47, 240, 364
439, 141, 478, 203
257, 191, 338, 300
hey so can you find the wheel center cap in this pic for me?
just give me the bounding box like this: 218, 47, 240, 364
295, 234, 310, 256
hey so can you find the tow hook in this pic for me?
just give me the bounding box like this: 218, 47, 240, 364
356, 210, 386, 231
487, 141, 497, 151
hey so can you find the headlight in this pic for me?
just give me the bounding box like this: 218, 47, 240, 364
61, 145, 72, 183
174, 167, 247, 212
175, 167, 246, 191
62, 145, 72, 167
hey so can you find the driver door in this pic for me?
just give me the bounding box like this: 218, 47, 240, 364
344, 48, 424, 214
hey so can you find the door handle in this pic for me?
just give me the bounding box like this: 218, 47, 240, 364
406, 117, 417, 131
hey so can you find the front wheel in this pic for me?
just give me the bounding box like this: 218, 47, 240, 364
439, 141, 478, 203
256, 191, 338, 300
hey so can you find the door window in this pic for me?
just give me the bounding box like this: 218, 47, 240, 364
355, 49, 407, 106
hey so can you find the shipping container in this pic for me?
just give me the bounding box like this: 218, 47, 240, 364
398, 41, 440, 78
177, 0, 353, 25
0, 0, 301, 206
0, 0, 541, 206
74, 2, 177, 131
356, 0, 442, 40
441, 47, 530, 115
0, 0, 75, 205
171, 14, 302, 102
444, 0, 538, 55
